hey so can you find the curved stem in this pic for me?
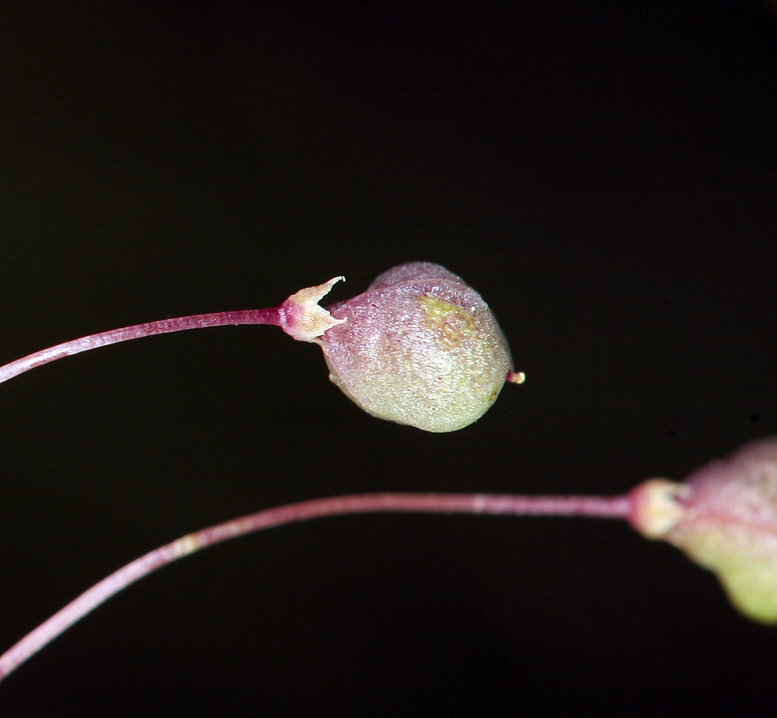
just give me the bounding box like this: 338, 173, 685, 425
0, 276, 346, 387
0, 491, 631, 682
0, 309, 282, 387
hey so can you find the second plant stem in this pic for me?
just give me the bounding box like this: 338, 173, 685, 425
0, 490, 631, 683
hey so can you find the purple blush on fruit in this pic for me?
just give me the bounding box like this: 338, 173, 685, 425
318, 262, 518, 432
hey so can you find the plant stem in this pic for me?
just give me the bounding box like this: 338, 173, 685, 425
0, 308, 282, 386
0, 276, 346, 386
0, 491, 630, 682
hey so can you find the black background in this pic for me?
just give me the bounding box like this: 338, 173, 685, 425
1, 2, 777, 716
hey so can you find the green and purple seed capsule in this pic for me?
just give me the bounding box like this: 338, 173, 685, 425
284, 262, 523, 432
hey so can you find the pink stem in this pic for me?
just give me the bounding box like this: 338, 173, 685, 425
0, 308, 282, 386
0, 491, 630, 682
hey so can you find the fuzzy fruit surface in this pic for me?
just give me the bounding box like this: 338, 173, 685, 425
320, 262, 514, 433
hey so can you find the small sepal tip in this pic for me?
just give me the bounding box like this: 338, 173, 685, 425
280, 276, 347, 343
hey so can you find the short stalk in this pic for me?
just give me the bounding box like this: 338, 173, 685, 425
0, 308, 283, 386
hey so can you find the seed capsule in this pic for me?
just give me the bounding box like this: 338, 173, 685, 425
318, 262, 517, 433
629, 438, 777, 624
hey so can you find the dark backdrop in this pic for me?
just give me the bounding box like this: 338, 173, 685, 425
1, 2, 776, 716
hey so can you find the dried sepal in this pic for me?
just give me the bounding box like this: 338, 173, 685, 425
279, 276, 347, 343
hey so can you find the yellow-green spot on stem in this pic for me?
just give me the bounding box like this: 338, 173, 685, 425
174, 533, 202, 558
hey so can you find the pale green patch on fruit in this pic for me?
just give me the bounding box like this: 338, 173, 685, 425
675, 523, 777, 624
417, 295, 480, 350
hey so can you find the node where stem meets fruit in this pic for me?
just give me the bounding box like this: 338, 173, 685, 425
318, 262, 519, 433
628, 438, 777, 624
278, 275, 347, 342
